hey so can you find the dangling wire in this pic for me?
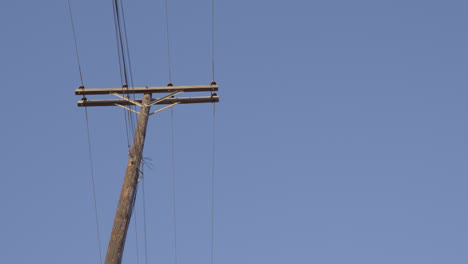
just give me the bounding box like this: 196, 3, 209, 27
165, 0, 173, 84
211, 103, 216, 264
171, 107, 178, 264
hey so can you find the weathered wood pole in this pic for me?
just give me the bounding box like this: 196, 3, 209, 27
105, 93, 152, 264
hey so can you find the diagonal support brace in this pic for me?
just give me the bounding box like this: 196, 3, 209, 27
147, 91, 181, 107
149, 103, 180, 116
115, 104, 140, 114
112, 93, 144, 107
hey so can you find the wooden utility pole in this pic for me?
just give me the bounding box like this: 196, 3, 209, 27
104, 93, 151, 264
76, 84, 219, 264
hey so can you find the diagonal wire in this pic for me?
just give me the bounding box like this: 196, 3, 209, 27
113, 0, 129, 87
67, 0, 84, 87
119, 0, 138, 141
112, 0, 131, 149
112, 0, 124, 87
67, 2, 103, 263
171, 107, 178, 264
84, 108, 104, 264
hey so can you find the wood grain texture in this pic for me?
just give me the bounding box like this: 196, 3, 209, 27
104, 93, 152, 264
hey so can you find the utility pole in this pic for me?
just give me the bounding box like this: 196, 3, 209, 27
104, 93, 151, 264
76, 84, 219, 264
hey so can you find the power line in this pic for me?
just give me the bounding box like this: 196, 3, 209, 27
67, 0, 84, 87
67, 2, 103, 263
112, 0, 140, 150
85, 108, 104, 264
112, 0, 131, 149
113, 0, 129, 87
118, 0, 138, 141
210, 5, 218, 261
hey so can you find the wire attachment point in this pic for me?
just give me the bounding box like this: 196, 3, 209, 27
80, 86, 86, 100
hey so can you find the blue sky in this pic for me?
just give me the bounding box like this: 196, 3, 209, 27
1, 0, 467, 263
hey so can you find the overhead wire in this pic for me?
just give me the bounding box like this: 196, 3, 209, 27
85, 109, 104, 264
67, 1, 103, 263
164, 3, 177, 262
112, 0, 132, 149
113, 0, 140, 153
67, 0, 84, 87
72, 0, 218, 262
112, 1, 125, 87
112, 4, 142, 263
113, 0, 129, 87
211, 1, 216, 264
118, 0, 138, 141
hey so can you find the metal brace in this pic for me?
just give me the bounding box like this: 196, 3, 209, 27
111, 93, 144, 107
149, 103, 180, 116
115, 104, 140, 114
146, 91, 181, 107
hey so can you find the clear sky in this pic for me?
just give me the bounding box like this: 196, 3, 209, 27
1, 0, 467, 263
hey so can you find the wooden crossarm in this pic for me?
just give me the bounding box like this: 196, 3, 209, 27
75, 84, 218, 95
78, 95, 219, 107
